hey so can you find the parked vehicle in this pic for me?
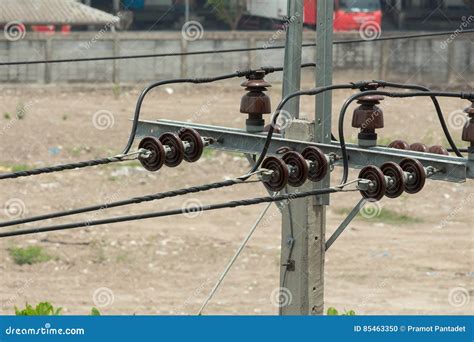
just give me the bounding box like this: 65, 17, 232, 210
303, 0, 382, 31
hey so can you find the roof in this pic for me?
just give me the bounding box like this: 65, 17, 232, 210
0, 0, 119, 26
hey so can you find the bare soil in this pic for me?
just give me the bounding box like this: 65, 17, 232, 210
0, 82, 472, 315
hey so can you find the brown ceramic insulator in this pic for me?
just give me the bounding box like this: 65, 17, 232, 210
388, 140, 410, 150
240, 70, 271, 115
462, 119, 474, 144
410, 142, 429, 153
301, 146, 329, 182
358, 165, 386, 201
261, 156, 289, 192
428, 145, 449, 156
381, 162, 406, 199
351, 95, 384, 130
179, 128, 204, 163
138, 136, 166, 172
462, 101, 474, 143
282, 151, 309, 187
159, 132, 185, 167
399, 158, 426, 194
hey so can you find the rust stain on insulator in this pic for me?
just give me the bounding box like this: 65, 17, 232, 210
352, 87, 384, 147
462, 100, 474, 144
351, 95, 385, 129
240, 70, 271, 133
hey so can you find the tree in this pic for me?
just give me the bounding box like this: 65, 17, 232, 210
206, 0, 247, 30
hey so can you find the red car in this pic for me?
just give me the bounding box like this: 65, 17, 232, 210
304, 0, 382, 31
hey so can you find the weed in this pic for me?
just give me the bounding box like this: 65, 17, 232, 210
8, 246, 53, 265
3, 112, 11, 120
15, 302, 62, 316
14, 302, 101, 316
112, 83, 121, 99
327, 307, 356, 316
335, 207, 422, 225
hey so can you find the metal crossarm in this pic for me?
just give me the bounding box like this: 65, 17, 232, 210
136, 119, 472, 183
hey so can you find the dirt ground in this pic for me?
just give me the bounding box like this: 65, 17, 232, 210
0, 81, 472, 315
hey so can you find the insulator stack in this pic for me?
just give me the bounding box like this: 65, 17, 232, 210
138, 128, 213, 172
240, 70, 272, 133
462, 100, 474, 160
352, 86, 384, 147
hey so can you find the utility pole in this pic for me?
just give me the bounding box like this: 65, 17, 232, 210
278, 0, 333, 315
185, 0, 190, 23
312, 0, 334, 315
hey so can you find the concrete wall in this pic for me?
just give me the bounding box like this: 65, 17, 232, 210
0, 31, 472, 85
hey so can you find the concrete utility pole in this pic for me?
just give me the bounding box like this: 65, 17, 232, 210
279, 0, 334, 315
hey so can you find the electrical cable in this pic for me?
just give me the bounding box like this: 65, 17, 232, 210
0, 177, 262, 228
123, 63, 316, 154
245, 82, 373, 176
0, 63, 317, 179
0, 149, 148, 180
337, 90, 474, 184
0, 187, 355, 239
373, 80, 463, 157
2, 29, 473, 67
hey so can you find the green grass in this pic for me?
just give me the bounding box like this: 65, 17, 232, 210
335, 207, 422, 225
112, 83, 121, 99
0, 163, 31, 172
15, 302, 62, 316
201, 148, 216, 159
327, 307, 356, 316
8, 246, 54, 265
15, 302, 101, 316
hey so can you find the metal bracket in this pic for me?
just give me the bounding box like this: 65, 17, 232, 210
325, 198, 367, 251
136, 119, 473, 182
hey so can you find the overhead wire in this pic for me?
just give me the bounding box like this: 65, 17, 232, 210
1, 29, 473, 67
0, 186, 359, 239
337, 90, 474, 184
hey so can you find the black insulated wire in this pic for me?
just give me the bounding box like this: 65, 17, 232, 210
0, 179, 258, 228
373, 80, 463, 157
123, 63, 316, 154
0, 154, 138, 180
245, 83, 372, 176
0, 63, 316, 180
1, 29, 474, 67
337, 90, 474, 184
0, 187, 341, 239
